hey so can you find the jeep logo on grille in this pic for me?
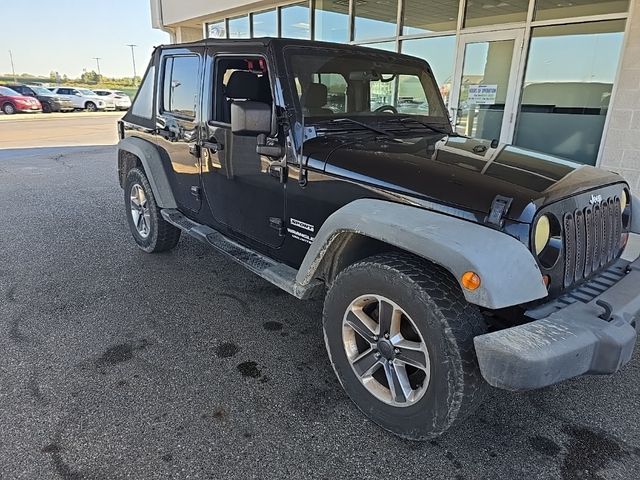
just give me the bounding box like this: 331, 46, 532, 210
589, 194, 603, 205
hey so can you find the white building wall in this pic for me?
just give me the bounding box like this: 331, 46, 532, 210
600, 0, 640, 191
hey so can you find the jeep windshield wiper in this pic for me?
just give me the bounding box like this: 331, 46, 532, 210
395, 116, 463, 137
318, 117, 398, 139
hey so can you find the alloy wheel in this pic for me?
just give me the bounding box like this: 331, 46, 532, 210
342, 294, 431, 407
130, 183, 151, 238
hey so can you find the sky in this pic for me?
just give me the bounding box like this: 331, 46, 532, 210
0, 0, 169, 79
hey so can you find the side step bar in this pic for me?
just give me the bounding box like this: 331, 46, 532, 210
161, 209, 323, 299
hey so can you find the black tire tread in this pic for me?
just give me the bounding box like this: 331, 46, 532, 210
125, 168, 180, 253
329, 251, 488, 439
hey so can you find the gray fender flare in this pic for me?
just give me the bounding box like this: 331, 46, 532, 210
296, 199, 548, 310
117, 136, 177, 208
631, 194, 640, 234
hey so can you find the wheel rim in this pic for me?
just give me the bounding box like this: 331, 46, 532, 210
342, 294, 431, 407
5, 104, 15, 114
87, 103, 96, 111
130, 184, 151, 238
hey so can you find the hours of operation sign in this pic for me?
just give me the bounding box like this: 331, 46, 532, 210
467, 85, 497, 105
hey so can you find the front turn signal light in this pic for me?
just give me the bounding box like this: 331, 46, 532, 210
461, 271, 481, 291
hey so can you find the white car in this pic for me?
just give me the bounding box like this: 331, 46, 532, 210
48, 87, 115, 112
93, 89, 132, 111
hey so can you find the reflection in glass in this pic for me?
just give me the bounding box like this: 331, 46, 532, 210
513, 21, 625, 165
228, 15, 249, 38
464, 0, 528, 28
281, 2, 310, 39
402, 0, 458, 35
252, 9, 277, 37
402, 36, 456, 107
455, 40, 515, 140
354, 0, 398, 41
535, 0, 629, 21
314, 0, 349, 43
207, 21, 226, 38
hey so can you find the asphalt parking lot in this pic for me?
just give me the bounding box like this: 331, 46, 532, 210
1, 120, 640, 479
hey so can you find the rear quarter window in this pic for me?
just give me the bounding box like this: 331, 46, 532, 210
130, 62, 156, 119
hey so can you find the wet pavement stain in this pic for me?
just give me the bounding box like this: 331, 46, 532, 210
42, 442, 82, 480
263, 321, 283, 331
237, 361, 262, 378
560, 426, 628, 480
215, 342, 239, 358
529, 436, 562, 457
95, 339, 150, 367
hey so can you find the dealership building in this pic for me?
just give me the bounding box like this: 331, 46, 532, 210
150, 0, 640, 188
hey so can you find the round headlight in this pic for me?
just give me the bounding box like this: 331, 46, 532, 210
620, 189, 628, 213
534, 215, 551, 255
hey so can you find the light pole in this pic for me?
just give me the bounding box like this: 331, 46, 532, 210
126, 44, 137, 86
93, 57, 102, 77
8, 50, 17, 83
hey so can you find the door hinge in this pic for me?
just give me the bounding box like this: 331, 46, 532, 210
269, 217, 286, 236
190, 186, 201, 200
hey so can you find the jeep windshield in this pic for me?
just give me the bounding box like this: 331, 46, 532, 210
284, 47, 450, 131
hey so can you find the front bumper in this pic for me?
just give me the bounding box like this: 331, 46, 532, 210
474, 256, 640, 391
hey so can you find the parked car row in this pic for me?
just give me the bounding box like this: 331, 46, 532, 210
0, 84, 131, 114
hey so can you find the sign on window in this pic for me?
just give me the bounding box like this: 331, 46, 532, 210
467, 84, 497, 105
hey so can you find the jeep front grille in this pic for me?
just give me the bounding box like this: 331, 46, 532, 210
563, 196, 622, 288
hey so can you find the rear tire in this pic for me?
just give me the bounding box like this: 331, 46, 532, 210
2, 103, 16, 115
323, 252, 488, 440
124, 168, 180, 253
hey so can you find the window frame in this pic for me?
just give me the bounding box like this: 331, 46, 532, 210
209, 53, 275, 126
160, 53, 201, 120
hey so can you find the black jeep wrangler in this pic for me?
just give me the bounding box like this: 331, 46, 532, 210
117, 38, 640, 440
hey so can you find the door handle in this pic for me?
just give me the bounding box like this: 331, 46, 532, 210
202, 140, 224, 153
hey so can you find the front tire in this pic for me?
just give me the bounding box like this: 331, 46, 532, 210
42, 102, 52, 113
85, 101, 97, 112
323, 252, 488, 440
124, 168, 180, 253
2, 102, 16, 115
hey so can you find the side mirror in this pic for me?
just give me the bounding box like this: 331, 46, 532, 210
230, 101, 272, 136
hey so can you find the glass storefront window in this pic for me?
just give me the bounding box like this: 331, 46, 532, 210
252, 9, 277, 37
314, 0, 349, 43
464, 0, 528, 28
514, 20, 626, 165
402, 0, 458, 35
281, 2, 310, 39
207, 21, 226, 39
402, 36, 456, 107
228, 15, 249, 38
354, 0, 398, 41
363, 41, 397, 52
535, 0, 629, 22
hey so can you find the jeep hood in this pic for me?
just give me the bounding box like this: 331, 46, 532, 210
307, 134, 625, 222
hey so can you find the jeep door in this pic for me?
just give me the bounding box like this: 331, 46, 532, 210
199, 50, 285, 249
155, 47, 204, 213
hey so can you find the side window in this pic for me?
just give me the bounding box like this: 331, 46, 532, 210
212, 56, 272, 123
130, 60, 155, 120
162, 55, 199, 118
312, 73, 347, 113
71, 89, 79, 95
396, 75, 429, 115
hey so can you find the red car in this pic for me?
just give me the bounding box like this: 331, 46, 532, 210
0, 86, 42, 114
